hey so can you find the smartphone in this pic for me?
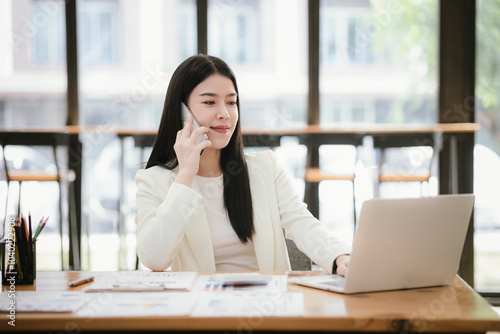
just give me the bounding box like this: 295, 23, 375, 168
181, 103, 209, 146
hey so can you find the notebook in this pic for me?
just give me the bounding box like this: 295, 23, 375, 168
289, 194, 475, 294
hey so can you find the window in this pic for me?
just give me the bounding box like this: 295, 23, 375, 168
318, 0, 439, 242
1, 0, 67, 270
321, 4, 374, 66
475, 0, 500, 293
80, 0, 120, 66
78, 0, 195, 128
77, 0, 197, 270
320, 0, 438, 125
32, 0, 66, 65
208, 0, 260, 64
177, 0, 198, 60
209, 0, 308, 129
1, 0, 67, 128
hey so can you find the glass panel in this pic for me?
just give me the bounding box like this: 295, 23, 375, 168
318, 0, 438, 242
0, 0, 67, 271
208, 0, 308, 129
77, 0, 196, 270
475, 0, 500, 293
32, 1, 66, 64
0, 0, 67, 127
320, 0, 438, 125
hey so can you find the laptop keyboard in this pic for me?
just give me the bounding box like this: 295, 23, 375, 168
320, 277, 346, 288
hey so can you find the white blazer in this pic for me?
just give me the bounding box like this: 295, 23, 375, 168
135, 150, 351, 273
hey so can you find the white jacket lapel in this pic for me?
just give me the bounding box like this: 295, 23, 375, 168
248, 163, 275, 271
171, 171, 216, 270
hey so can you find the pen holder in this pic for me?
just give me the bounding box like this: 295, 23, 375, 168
1, 240, 36, 285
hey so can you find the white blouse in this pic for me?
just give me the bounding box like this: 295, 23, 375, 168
196, 174, 259, 271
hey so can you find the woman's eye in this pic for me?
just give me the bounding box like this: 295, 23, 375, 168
228, 101, 237, 106
203, 101, 215, 105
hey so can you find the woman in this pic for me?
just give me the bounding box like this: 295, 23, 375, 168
135, 54, 351, 275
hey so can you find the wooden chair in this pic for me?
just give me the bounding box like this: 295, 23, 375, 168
303, 135, 364, 226
373, 131, 442, 197
0, 132, 77, 270
285, 237, 311, 271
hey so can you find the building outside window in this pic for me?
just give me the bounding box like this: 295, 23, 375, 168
32, 0, 66, 65
208, 0, 260, 64
80, 0, 120, 66
209, 0, 308, 129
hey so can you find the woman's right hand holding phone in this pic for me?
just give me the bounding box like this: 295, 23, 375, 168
174, 115, 211, 187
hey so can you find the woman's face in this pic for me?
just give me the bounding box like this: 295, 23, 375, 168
186, 74, 239, 150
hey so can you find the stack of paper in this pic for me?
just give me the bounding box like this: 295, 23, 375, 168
0, 272, 304, 317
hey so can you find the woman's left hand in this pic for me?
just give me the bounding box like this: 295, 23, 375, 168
335, 254, 350, 277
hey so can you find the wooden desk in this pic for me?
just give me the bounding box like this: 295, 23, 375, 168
1, 271, 499, 333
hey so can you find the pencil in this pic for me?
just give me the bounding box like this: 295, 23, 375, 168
33, 216, 48, 240
33, 216, 44, 240
27, 212, 33, 278
68, 276, 95, 287
19, 215, 30, 280
22, 215, 29, 242
1, 239, 4, 281
28, 212, 32, 242
13, 220, 24, 281
39, 217, 49, 235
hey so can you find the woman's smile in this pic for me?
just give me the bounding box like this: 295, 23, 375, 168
210, 125, 231, 134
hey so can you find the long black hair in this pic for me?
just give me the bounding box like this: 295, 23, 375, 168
146, 54, 254, 243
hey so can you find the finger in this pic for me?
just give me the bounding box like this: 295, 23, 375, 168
176, 128, 183, 142
197, 139, 212, 150
180, 115, 193, 139
195, 139, 212, 156
337, 263, 348, 277
190, 126, 210, 140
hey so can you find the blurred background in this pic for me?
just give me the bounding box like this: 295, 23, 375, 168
0, 0, 499, 298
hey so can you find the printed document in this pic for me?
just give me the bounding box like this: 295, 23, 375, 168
192, 273, 288, 293
75, 292, 198, 317
191, 292, 304, 317
86, 271, 198, 292
0, 291, 92, 312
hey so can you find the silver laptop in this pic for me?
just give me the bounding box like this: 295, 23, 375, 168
289, 194, 475, 294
